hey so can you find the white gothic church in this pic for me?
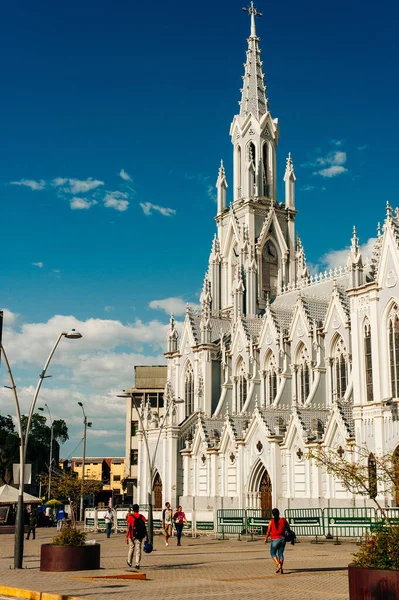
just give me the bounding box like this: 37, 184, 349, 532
136, 4, 399, 513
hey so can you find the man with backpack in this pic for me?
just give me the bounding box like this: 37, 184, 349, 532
126, 503, 147, 570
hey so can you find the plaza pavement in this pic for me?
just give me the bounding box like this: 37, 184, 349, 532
0, 528, 355, 600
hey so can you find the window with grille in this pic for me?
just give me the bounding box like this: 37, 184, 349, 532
237, 360, 248, 412
297, 345, 311, 405
262, 240, 278, 300
130, 450, 138, 465
333, 337, 348, 400
389, 305, 399, 398
265, 352, 278, 405
364, 321, 373, 402
184, 363, 194, 417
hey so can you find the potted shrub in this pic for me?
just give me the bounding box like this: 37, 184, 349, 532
309, 445, 399, 599
349, 525, 399, 599
39, 471, 102, 572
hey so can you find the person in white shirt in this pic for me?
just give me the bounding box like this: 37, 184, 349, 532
162, 502, 173, 546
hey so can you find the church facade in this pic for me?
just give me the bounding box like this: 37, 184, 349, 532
136, 4, 399, 513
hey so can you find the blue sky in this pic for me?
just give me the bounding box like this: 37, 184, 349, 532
0, 0, 398, 458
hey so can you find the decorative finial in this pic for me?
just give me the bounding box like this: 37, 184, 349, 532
351, 225, 359, 254
377, 222, 381, 238
242, 1, 262, 38
386, 201, 393, 219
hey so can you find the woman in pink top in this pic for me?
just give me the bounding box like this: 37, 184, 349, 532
172, 505, 188, 546
264, 508, 288, 574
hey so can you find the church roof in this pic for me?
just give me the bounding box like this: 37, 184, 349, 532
189, 313, 232, 344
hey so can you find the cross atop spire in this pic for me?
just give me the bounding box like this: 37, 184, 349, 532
242, 1, 263, 38
239, 2, 268, 120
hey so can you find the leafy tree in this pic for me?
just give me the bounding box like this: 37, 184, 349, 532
0, 412, 69, 487
39, 470, 102, 524
308, 445, 399, 523
0, 415, 19, 485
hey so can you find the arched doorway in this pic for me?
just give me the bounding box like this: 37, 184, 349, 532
260, 471, 272, 516
247, 458, 273, 515
153, 472, 162, 510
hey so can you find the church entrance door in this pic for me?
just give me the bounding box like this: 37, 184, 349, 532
260, 470, 272, 517
153, 472, 162, 510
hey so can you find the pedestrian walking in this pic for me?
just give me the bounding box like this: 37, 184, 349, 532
162, 502, 173, 546
56, 506, 65, 531
126, 503, 147, 570
104, 506, 114, 538
26, 510, 38, 540
172, 505, 188, 546
264, 508, 288, 574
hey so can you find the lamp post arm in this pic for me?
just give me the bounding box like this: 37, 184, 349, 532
23, 332, 65, 462
0, 344, 23, 444
1, 343, 26, 569
150, 399, 174, 472
131, 396, 152, 479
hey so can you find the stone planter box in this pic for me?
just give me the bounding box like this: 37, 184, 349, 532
348, 563, 399, 599
40, 543, 100, 572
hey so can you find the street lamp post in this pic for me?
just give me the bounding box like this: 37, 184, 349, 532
0, 329, 82, 569
78, 402, 92, 522
117, 390, 183, 545
38, 403, 54, 500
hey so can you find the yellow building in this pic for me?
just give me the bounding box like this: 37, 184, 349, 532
69, 457, 126, 495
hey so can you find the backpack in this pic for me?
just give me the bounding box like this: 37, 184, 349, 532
133, 515, 147, 540
284, 521, 296, 545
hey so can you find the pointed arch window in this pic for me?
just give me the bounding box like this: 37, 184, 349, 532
237, 359, 248, 413
262, 142, 269, 197
184, 363, 194, 417
262, 239, 279, 301
333, 337, 349, 401
236, 145, 242, 198
297, 345, 311, 405
364, 321, 373, 402
248, 142, 256, 195
388, 304, 399, 398
264, 352, 278, 406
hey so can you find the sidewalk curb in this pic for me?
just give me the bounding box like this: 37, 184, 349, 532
0, 585, 89, 600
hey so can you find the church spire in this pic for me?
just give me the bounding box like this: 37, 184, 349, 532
240, 2, 268, 121
284, 152, 296, 209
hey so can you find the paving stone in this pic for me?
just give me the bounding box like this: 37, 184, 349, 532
0, 529, 354, 599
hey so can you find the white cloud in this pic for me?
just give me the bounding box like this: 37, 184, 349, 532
70, 197, 97, 210
357, 145, 368, 151
140, 202, 176, 217
0, 308, 182, 457
103, 191, 129, 212
317, 165, 348, 178
104, 306, 113, 312
119, 169, 132, 182
320, 237, 376, 270
149, 297, 187, 316
52, 177, 104, 195
0, 309, 18, 327
10, 179, 46, 191
313, 151, 348, 178
300, 184, 315, 191
32, 262, 43, 268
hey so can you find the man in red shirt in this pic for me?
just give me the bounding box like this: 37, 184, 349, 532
126, 504, 147, 570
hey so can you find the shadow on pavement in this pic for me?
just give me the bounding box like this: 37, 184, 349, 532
151, 563, 205, 570
285, 567, 348, 574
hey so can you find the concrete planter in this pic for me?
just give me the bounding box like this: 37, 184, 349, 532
40, 543, 100, 572
348, 563, 399, 600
